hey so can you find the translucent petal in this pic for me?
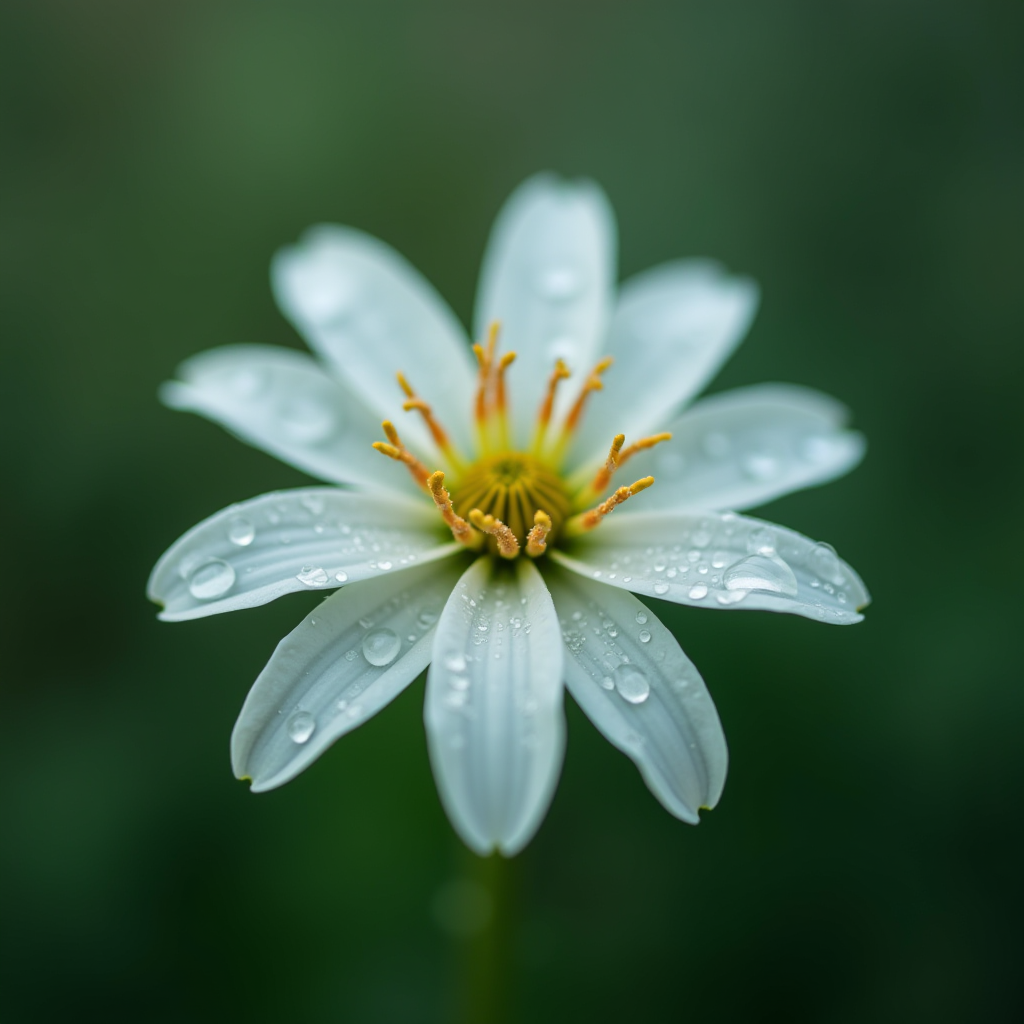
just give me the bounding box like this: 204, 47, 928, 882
610, 384, 866, 512
569, 260, 758, 470
161, 345, 417, 493
232, 560, 465, 792
474, 174, 617, 444
545, 565, 727, 821
424, 556, 565, 855
551, 511, 869, 624
148, 487, 459, 621
272, 226, 477, 455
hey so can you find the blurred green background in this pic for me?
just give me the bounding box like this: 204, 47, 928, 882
2, 1, 1022, 1021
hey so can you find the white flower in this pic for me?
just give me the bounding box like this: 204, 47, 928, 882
148, 174, 869, 855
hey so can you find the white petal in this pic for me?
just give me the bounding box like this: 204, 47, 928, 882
424, 556, 565, 855
474, 174, 616, 443
569, 260, 758, 469
232, 560, 465, 792
544, 566, 727, 821
272, 226, 477, 455
161, 345, 416, 493
551, 511, 869, 624
608, 384, 866, 512
148, 487, 459, 621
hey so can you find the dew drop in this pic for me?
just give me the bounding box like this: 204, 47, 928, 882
334, 571, 348, 583
227, 516, 255, 547
296, 565, 330, 587
188, 559, 235, 600
287, 711, 315, 744
716, 589, 748, 605
444, 652, 467, 672
599, 676, 615, 691
747, 527, 777, 555
742, 453, 779, 480
635, 611, 648, 624
811, 542, 846, 585
450, 675, 470, 691
724, 553, 799, 596
688, 583, 708, 600
613, 665, 651, 705
418, 609, 439, 628
362, 628, 401, 666
377, 560, 393, 571
638, 629, 652, 643
653, 583, 670, 596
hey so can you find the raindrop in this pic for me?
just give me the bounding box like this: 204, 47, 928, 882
724, 553, 799, 596
444, 652, 467, 672
279, 397, 335, 442
653, 583, 670, 596
450, 675, 470, 691
287, 712, 315, 744
638, 629, 652, 643
692, 530, 711, 548
188, 559, 235, 600
334, 571, 348, 583
362, 628, 401, 667
747, 527, 777, 555
378, 561, 393, 571
811, 542, 845, 584
537, 265, 583, 301
296, 566, 330, 587
418, 609, 439, 627
227, 516, 255, 547
717, 590, 748, 605
688, 583, 708, 600
742, 453, 779, 480
613, 664, 651, 704
599, 676, 615, 691
635, 611, 648, 624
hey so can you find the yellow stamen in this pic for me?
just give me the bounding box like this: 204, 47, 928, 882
472, 321, 502, 450
427, 471, 479, 548
525, 510, 552, 558
394, 371, 465, 469
547, 357, 613, 463
468, 508, 520, 559
372, 421, 431, 487
576, 430, 673, 500
589, 433, 626, 495
531, 359, 571, 454
564, 475, 655, 536
495, 350, 516, 448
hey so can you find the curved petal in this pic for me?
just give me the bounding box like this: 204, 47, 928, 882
425, 556, 565, 855
232, 560, 466, 792
148, 487, 459, 621
161, 345, 417, 493
272, 226, 477, 455
604, 384, 866, 513
569, 260, 758, 470
544, 565, 727, 821
551, 511, 869, 624
474, 174, 617, 444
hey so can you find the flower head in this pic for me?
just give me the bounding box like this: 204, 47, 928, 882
149, 174, 869, 855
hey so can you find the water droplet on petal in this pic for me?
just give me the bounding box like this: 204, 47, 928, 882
688, 583, 708, 600
444, 652, 467, 672
638, 629, 652, 643
537, 265, 583, 301
227, 516, 255, 546
334, 571, 348, 583
287, 711, 316, 744
188, 558, 236, 600
742, 453, 779, 480
362, 628, 401, 667
724, 553, 799, 596
279, 397, 335, 442
653, 583, 670, 596
810, 542, 846, 585
418, 609, 439, 627
613, 664, 651, 704
635, 611, 648, 624
297, 565, 329, 587
747, 526, 777, 555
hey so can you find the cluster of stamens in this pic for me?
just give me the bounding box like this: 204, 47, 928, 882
371, 323, 670, 559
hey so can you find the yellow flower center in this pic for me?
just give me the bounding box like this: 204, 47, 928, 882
371, 322, 670, 559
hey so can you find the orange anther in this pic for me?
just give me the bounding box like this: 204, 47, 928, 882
427, 471, 478, 547
565, 475, 655, 536
525, 510, 553, 558
372, 421, 431, 487
468, 508, 520, 559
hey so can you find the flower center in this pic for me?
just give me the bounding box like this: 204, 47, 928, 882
371, 323, 670, 559
452, 451, 571, 550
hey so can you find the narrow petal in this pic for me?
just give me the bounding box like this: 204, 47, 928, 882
161, 345, 418, 493
232, 560, 465, 792
148, 488, 459, 621
551, 510, 869, 624
425, 556, 565, 855
474, 174, 616, 442
544, 565, 727, 821
611, 384, 866, 512
272, 226, 477, 455
569, 260, 758, 470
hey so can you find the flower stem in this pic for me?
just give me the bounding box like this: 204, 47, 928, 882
456, 850, 518, 1024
